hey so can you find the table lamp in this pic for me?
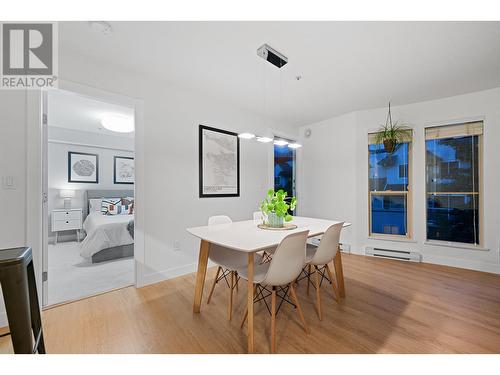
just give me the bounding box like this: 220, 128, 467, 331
60, 189, 75, 209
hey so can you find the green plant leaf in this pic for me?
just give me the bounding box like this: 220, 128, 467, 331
284, 214, 293, 222
260, 189, 297, 219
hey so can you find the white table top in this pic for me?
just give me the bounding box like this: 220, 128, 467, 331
187, 216, 351, 253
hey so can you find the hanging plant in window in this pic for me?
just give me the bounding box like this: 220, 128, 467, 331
375, 102, 412, 153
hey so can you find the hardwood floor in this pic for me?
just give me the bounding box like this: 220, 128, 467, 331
1, 254, 500, 354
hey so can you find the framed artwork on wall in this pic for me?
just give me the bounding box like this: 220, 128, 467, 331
68, 151, 99, 183
114, 156, 135, 184
199, 124, 240, 198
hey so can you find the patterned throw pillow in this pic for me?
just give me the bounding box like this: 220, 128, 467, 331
121, 197, 134, 205
107, 203, 132, 215
101, 198, 121, 215
121, 197, 134, 214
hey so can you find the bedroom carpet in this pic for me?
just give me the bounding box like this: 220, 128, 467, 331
48, 241, 134, 306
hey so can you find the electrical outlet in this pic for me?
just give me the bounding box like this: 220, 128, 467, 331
2, 176, 16, 190
173, 240, 181, 251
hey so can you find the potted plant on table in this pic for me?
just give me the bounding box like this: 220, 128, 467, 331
375, 102, 412, 153
260, 189, 297, 228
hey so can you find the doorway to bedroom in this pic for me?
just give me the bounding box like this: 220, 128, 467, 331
43, 88, 136, 306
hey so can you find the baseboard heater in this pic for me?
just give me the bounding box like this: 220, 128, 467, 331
365, 246, 421, 262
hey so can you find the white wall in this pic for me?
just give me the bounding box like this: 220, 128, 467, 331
0, 91, 28, 327
300, 87, 500, 274
297, 112, 357, 246
47, 126, 134, 240
56, 52, 297, 284
0, 51, 296, 326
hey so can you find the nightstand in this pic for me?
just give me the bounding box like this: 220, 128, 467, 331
51, 208, 83, 244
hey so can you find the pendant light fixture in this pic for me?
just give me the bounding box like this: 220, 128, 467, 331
238, 43, 302, 149
237, 133, 255, 139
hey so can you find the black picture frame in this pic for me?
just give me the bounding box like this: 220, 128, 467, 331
113, 156, 135, 185
68, 151, 99, 183
199, 124, 240, 198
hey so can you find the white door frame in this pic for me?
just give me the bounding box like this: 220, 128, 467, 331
26, 80, 146, 306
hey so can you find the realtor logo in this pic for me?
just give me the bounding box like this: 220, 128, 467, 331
1, 22, 58, 88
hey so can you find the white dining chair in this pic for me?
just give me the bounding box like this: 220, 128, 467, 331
206, 215, 247, 321
238, 230, 310, 353
303, 222, 344, 320
253, 211, 266, 223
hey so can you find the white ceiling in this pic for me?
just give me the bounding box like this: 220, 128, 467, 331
59, 21, 500, 127
47, 89, 135, 138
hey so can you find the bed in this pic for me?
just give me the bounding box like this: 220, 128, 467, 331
80, 189, 134, 263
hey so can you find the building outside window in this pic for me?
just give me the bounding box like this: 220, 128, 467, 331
368, 132, 412, 238
425, 121, 483, 245
274, 139, 296, 214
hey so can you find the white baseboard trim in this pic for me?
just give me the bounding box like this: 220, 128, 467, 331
355, 244, 500, 274
422, 254, 500, 275
139, 262, 198, 288
0, 311, 7, 329
350, 247, 366, 256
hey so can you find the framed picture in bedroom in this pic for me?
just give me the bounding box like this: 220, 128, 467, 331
199, 124, 240, 198
114, 156, 135, 184
68, 151, 99, 183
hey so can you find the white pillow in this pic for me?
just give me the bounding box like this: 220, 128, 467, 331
89, 199, 103, 213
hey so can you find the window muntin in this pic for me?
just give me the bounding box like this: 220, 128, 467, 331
425, 123, 482, 245
368, 139, 412, 238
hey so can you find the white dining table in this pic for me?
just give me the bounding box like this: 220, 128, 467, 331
186, 216, 351, 353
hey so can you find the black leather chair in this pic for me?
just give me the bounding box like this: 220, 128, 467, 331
0, 247, 45, 354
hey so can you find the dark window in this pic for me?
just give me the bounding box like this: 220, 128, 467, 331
426, 135, 480, 244
369, 143, 409, 192
371, 194, 407, 235
368, 142, 410, 237
274, 142, 296, 213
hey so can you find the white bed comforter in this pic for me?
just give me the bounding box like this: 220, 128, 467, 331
80, 212, 134, 258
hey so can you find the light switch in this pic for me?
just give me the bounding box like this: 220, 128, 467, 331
2, 176, 16, 189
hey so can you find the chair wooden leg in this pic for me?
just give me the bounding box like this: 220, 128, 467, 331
207, 266, 221, 304
240, 308, 248, 329
325, 263, 341, 302
306, 264, 312, 295
271, 287, 277, 354
289, 282, 309, 334
235, 272, 239, 292
314, 266, 322, 320
228, 271, 234, 321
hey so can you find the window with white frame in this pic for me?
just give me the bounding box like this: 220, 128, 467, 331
425, 121, 483, 245
368, 132, 412, 238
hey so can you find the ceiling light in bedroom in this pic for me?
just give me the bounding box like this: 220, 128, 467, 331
256, 136, 273, 143
101, 114, 134, 133
288, 142, 302, 149
238, 133, 255, 139
273, 139, 288, 146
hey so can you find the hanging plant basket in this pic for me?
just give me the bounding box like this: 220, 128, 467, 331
375, 102, 412, 154
383, 139, 396, 153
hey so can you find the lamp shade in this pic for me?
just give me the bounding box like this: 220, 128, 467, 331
60, 189, 75, 198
